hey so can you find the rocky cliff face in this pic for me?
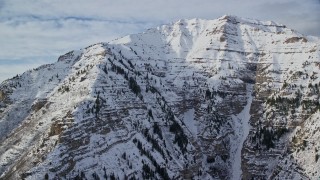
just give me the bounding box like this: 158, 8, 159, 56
0, 15, 319, 180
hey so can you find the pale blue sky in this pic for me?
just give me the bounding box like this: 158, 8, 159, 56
0, 0, 319, 82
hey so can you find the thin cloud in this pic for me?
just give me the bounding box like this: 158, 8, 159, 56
0, 18, 154, 59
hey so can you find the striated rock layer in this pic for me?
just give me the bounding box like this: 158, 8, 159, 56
0, 15, 319, 179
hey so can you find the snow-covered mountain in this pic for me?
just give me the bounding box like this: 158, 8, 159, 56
0, 15, 319, 179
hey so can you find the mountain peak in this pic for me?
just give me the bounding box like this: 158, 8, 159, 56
1, 15, 320, 180
218, 14, 285, 27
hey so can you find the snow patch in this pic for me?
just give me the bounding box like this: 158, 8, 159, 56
231, 84, 253, 180
183, 108, 197, 136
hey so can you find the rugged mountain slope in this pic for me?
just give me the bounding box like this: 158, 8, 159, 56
0, 15, 319, 179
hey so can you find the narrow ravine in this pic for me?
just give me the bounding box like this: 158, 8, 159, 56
231, 84, 253, 180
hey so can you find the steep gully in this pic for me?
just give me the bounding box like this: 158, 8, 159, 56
231, 84, 253, 180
